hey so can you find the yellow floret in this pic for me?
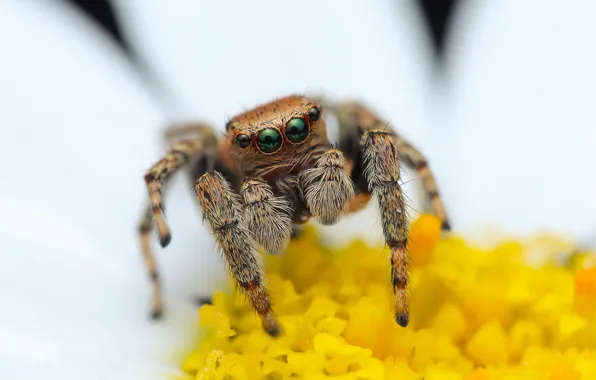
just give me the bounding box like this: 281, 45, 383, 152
408, 213, 442, 266
179, 215, 596, 379
465, 320, 508, 366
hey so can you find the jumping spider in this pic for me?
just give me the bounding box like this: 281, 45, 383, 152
139, 95, 450, 336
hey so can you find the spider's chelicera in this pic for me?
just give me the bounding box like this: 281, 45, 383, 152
139, 95, 451, 336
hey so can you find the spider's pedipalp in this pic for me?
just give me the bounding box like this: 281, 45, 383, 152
362, 130, 410, 326
195, 171, 280, 336
241, 179, 293, 254
300, 149, 355, 225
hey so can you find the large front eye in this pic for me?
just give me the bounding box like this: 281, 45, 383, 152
257, 128, 282, 153
286, 117, 309, 144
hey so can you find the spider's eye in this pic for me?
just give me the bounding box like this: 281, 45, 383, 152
285, 117, 309, 144
307, 106, 320, 121
236, 134, 251, 148
257, 128, 282, 153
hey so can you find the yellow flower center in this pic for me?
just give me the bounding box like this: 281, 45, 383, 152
180, 215, 596, 380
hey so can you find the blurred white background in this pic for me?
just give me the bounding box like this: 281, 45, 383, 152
1, 0, 595, 379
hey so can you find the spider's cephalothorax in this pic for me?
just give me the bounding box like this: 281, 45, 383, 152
139, 95, 451, 336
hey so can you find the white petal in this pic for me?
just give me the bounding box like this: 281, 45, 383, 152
0, 1, 222, 378
445, 1, 596, 242
117, 0, 433, 132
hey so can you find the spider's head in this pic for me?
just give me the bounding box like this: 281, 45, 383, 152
224, 95, 330, 177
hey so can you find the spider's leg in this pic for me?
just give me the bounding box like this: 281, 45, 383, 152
393, 137, 450, 231
138, 205, 164, 319
144, 139, 207, 246
163, 122, 218, 147
361, 129, 410, 327
140, 123, 216, 319
331, 101, 451, 230
328, 101, 412, 327
195, 172, 280, 336
241, 179, 293, 254
300, 149, 355, 225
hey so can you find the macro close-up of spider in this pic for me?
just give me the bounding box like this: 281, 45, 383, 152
139, 95, 451, 337
5, 1, 596, 378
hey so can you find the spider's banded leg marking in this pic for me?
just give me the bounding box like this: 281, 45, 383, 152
300, 149, 355, 225
394, 137, 450, 231
195, 172, 280, 336
362, 130, 410, 327
140, 138, 206, 319
144, 139, 205, 247
138, 205, 163, 319
241, 179, 293, 254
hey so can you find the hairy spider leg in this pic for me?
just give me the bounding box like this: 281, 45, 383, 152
361, 130, 410, 326
195, 172, 280, 336
328, 101, 450, 327
140, 123, 216, 319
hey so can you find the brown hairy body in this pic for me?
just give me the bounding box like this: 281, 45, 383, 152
138, 95, 450, 336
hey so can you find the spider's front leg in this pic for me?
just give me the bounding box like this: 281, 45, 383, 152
241, 179, 293, 254
300, 149, 355, 225
361, 130, 410, 326
195, 172, 280, 336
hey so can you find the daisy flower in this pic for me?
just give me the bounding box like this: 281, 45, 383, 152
1, 1, 596, 379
